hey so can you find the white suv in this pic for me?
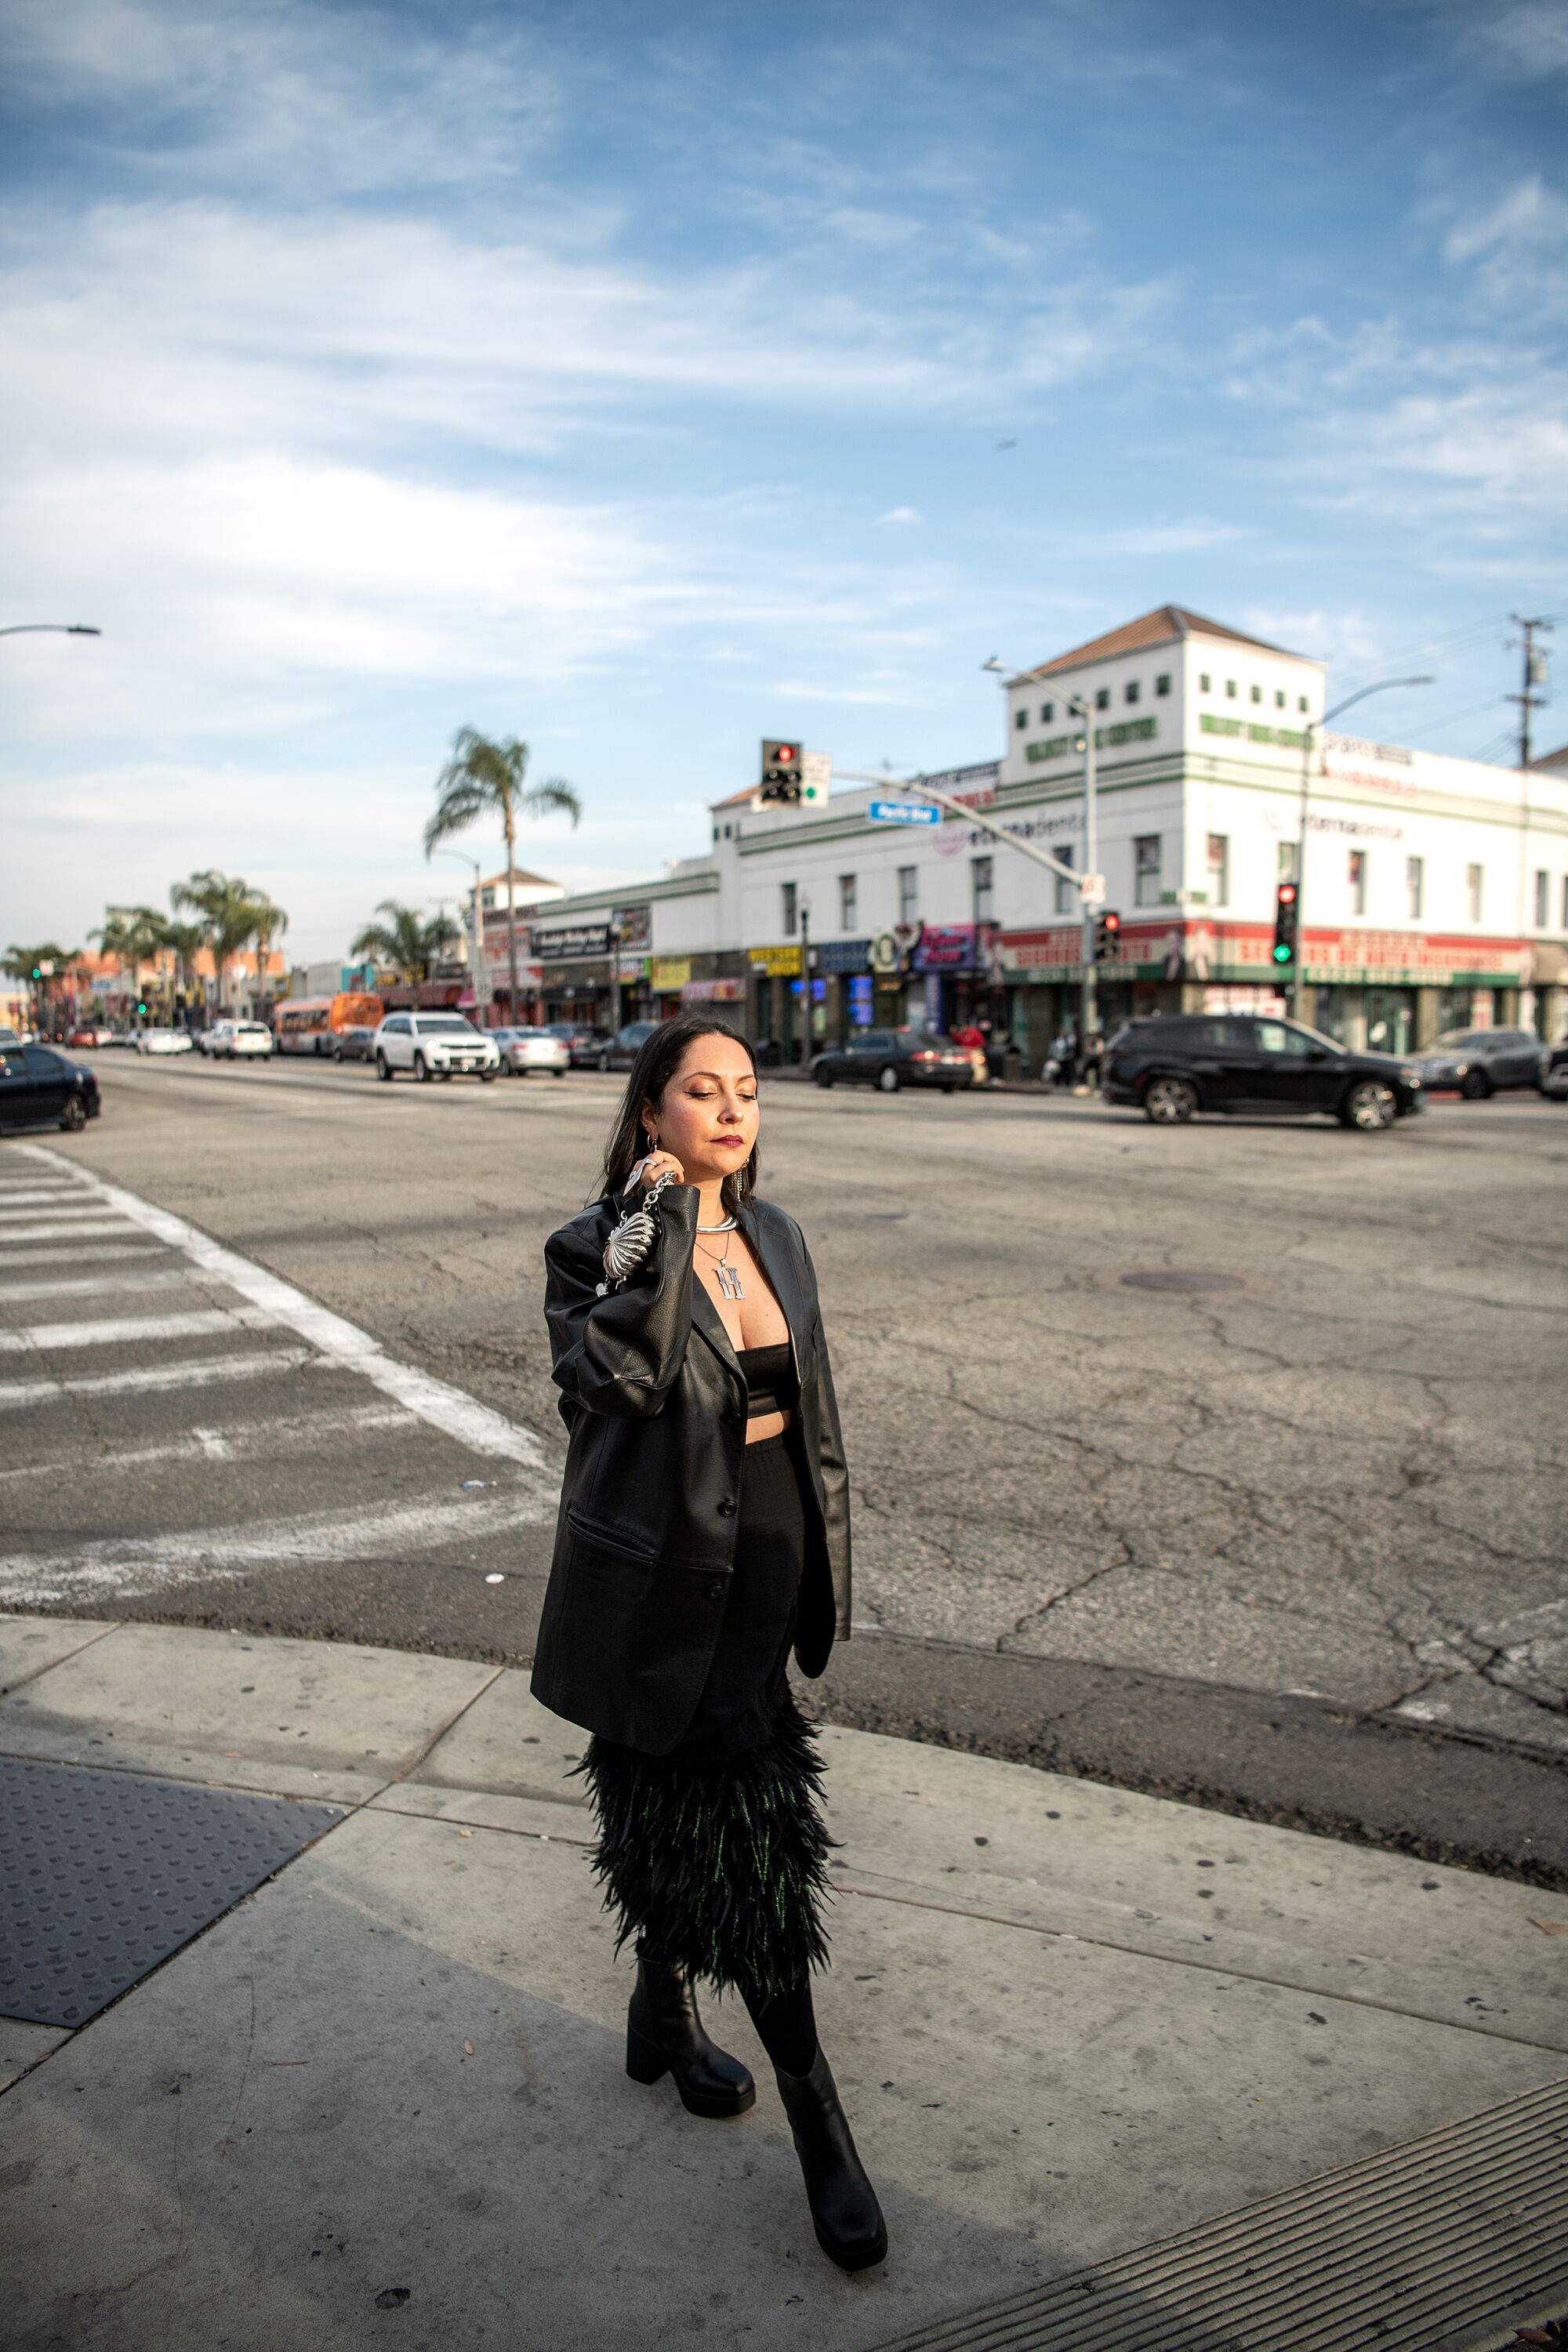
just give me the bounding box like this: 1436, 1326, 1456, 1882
373, 1013, 500, 1083
205, 1020, 274, 1060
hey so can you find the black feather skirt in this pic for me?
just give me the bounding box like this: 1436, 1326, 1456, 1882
575, 1428, 833, 2002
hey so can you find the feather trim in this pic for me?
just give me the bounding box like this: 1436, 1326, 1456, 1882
575, 1697, 834, 2002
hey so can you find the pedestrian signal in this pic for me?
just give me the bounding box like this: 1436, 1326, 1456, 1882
1094, 909, 1122, 963
1272, 883, 1298, 967
760, 739, 804, 803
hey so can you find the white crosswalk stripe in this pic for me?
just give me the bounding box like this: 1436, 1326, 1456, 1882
0, 1141, 558, 1607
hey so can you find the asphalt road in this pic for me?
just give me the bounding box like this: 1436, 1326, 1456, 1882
4, 1049, 1565, 1882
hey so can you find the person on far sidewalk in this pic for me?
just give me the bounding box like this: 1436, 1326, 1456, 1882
1047, 1025, 1076, 1087
532, 1014, 887, 2276
950, 1020, 989, 1087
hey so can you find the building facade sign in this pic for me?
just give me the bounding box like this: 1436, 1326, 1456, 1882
650, 957, 691, 992
532, 921, 612, 960
815, 938, 873, 975
1025, 716, 1157, 764
913, 922, 983, 971
613, 905, 652, 953
749, 943, 803, 976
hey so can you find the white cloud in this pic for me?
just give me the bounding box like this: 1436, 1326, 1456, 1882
879, 506, 923, 524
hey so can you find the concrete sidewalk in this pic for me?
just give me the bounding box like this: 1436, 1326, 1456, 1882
2, 1612, 1565, 2351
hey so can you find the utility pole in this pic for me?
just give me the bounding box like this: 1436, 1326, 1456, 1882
1508, 615, 1553, 770
1070, 697, 1098, 1053
798, 896, 812, 1065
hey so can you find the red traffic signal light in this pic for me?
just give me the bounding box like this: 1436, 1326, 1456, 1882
1272, 882, 1299, 967
1094, 909, 1122, 962
760, 739, 804, 802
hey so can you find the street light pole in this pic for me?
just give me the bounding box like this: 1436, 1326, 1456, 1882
430, 848, 492, 1024
798, 895, 813, 1064
1290, 675, 1433, 1018
0, 623, 101, 638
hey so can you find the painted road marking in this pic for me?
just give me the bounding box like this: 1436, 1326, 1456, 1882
0, 1221, 147, 1244
0, 1242, 170, 1269
9, 1143, 551, 1470
0, 1488, 550, 1607
0, 1269, 192, 1304
0, 1308, 270, 1353
0, 1345, 314, 1411
0, 1399, 412, 1482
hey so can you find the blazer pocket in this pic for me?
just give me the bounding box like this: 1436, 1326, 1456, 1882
564, 1508, 657, 1562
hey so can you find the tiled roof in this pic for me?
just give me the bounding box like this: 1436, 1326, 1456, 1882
1011, 606, 1306, 684
1532, 742, 1568, 773
710, 786, 759, 810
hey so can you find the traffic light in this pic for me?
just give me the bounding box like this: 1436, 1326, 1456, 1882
1272, 882, 1298, 968
1094, 909, 1122, 963
760, 739, 804, 803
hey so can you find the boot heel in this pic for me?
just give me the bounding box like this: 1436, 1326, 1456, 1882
626, 2026, 670, 2086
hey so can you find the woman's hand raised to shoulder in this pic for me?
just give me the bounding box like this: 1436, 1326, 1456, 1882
630, 1149, 686, 1191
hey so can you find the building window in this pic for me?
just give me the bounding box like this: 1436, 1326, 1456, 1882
1134, 834, 1162, 907
1250, 684, 1262, 705
1095, 687, 1109, 711
1156, 673, 1171, 697
1563, 874, 1568, 932
898, 866, 918, 924
1534, 869, 1549, 927
1348, 850, 1367, 916
1466, 863, 1483, 924
1298, 695, 1309, 713
1125, 679, 1141, 705
782, 882, 797, 937
1015, 706, 1028, 730
1053, 842, 1076, 915
1275, 689, 1286, 709
840, 873, 857, 931
1406, 856, 1424, 920
1041, 701, 1054, 723
1279, 840, 1299, 882
1199, 672, 1211, 693
1207, 833, 1229, 907
972, 855, 994, 924
1225, 679, 1237, 699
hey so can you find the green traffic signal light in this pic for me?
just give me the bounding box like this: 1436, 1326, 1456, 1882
1272, 943, 1291, 964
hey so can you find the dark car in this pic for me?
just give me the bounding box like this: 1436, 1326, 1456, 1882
811, 1028, 976, 1094
1539, 1038, 1568, 1100
597, 1020, 663, 1072
546, 1022, 612, 1069
332, 1023, 379, 1062
1102, 1014, 1423, 1131
0, 1042, 101, 1133
1408, 1027, 1544, 1099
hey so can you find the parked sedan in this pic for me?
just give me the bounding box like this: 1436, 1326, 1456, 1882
491, 1025, 570, 1077
372, 1012, 500, 1081
1539, 1039, 1568, 1099
597, 1020, 663, 1072
0, 1042, 101, 1132
67, 1026, 113, 1047
206, 1020, 274, 1060
811, 1029, 976, 1094
546, 1022, 612, 1069
1102, 1014, 1423, 1130
133, 1028, 195, 1056
332, 1023, 379, 1063
1408, 1027, 1544, 1099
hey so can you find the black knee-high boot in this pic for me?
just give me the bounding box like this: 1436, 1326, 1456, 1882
626, 1942, 756, 2119
745, 1980, 888, 2274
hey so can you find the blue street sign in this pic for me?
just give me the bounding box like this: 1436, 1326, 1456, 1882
868, 799, 940, 826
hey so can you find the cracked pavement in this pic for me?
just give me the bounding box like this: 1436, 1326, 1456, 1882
9, 1052, 1565, 1871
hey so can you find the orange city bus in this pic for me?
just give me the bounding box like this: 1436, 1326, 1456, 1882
274, 992, 385, 1058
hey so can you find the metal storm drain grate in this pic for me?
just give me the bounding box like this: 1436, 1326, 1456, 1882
867, 2075, 1568, 2352
1121, 1269, 1246, 1293
0, 1755, 342, 2028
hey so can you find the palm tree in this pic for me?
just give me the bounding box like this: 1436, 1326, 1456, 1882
424, 728, 580, 1021
4, 941, 78, 1033
89, 907, 169, 1023
349, 901, 461, 985
172, 871, 260, 1014
162, 920, 209, 1023
245, 894, 289, 1018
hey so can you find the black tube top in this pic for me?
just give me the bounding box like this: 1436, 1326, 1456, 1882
736, 1341, 797, 1420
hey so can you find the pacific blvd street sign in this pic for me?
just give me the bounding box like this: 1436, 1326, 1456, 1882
869, 800, 940, 826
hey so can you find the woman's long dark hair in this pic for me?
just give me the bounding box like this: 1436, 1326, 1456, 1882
599, 1015, 759, 1208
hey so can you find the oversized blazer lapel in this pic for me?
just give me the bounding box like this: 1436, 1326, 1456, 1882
690, 1278, 742, 1384
737, 1202, 811, 1382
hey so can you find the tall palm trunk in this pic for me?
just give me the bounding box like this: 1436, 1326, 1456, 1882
504, 797, 519, 1022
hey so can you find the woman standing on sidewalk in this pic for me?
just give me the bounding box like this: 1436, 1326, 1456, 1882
532, 1014, 886, 2275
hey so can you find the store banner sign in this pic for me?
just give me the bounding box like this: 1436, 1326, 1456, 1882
815, 938, 873, 975
749, 943, 803, 977
651, 957, 691, 992
532, 921, 612, 960
912, 923, 978, 972
681, 977, 746, 1002
613, 905, 652, 953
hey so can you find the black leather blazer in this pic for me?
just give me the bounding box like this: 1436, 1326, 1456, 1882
529, 1182, 851, 1753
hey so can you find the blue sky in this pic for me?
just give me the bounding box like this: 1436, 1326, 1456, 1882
2, 0, 1565, 962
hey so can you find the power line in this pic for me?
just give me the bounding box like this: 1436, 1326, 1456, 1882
1507, 614, 1554, 768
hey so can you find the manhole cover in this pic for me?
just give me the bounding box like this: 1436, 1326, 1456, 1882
1121, 1270, 1245, 1294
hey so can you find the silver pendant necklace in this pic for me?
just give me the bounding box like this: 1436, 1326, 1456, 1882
696, 1215, 746, 1301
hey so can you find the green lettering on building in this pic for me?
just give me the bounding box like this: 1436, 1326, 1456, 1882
1025, 716, 1157, 763
1200, 713, 1308, 750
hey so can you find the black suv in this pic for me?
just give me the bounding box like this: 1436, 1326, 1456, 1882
1102, 1014, 1424, 1130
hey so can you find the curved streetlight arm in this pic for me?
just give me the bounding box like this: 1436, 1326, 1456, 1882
1321, 675, 1434, 729
0, 623, 101, 638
